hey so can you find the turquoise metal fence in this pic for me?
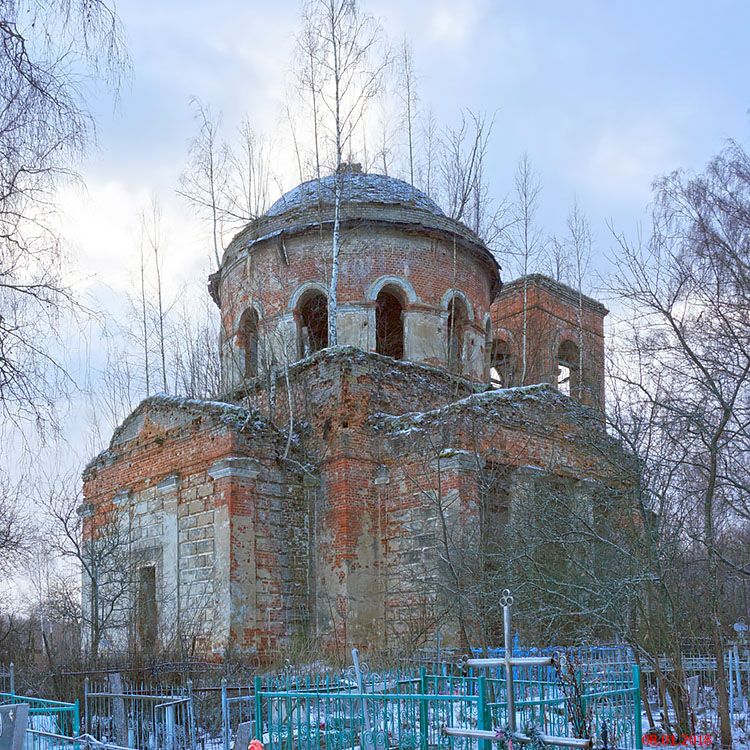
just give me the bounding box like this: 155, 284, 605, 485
0, 691, 80, 737
240, 664, 643, 750
254, 683, 477, 750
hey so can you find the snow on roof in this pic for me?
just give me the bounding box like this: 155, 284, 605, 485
267, 171, 445, 218
219, 169, 500, 296
372, 383, 606, 438
133, 392, 259, 427
82, 393, 274, 478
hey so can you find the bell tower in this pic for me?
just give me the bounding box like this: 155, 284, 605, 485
489, 274, 607, 411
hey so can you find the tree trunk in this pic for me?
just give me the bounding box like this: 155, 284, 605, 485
329, 179, 340, 346
521, 276, 528, 384
712, 609, 733, 747
665, 648, 691, 733
635, 650, 656, 730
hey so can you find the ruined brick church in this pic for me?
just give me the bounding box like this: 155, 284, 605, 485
82, 167, 629, 658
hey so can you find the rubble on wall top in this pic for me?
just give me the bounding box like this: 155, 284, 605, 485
223, 345, 483, 403
372, 383, 609, 438
82, 393, 274, 480
134, 392, 260, 428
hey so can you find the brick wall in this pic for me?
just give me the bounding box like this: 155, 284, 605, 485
491, 274, 608, 410
83, 345, 631, 658
82, 397, 307, 657
218, 225, 496, 387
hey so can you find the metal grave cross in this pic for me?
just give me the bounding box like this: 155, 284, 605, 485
443, 589, 592, 748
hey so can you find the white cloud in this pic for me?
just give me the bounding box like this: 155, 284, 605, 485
427, 0, 486, 46
576, 118, 682, 203
57, 177, 208, 301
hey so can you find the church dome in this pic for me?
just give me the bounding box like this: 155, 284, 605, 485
267, 169, 445, 218
213, 164, 502, 390
224, 165, 497, 283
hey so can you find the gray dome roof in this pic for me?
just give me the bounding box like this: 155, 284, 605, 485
267, 171, 445, 218
218, 168, 500, 300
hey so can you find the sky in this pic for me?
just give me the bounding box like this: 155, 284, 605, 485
68, 0, 750, 286
18, 0, 750, 478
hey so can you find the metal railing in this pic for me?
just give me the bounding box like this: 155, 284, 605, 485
0, 662, 15, 694
246, 665, 643, 750
84, 688, 195, 750
25, 730, 135, 749
0, 691, 80, 737
255, 679, 476, 750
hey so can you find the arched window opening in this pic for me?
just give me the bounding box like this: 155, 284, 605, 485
446, 296, 468, 372
490, 339, 511, 387
238, 308, 259, 379
298, 291, 328, 358
557, 340, 580, 397
375, 288, 405, 359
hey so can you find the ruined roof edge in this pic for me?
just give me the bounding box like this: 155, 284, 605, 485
372, 383, 628, 458
216, 215, 501, 302
498, 274, 608, 315
219, 345, 486, 403
82, 394, 265, 479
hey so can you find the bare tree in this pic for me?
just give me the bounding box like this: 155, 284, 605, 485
297, 0, 388, 346
0, 473, 29, 577
510, 429, 695, 733
418, 109, 439, 198
372, 77, 396, 176
397, 38, 418, 186
178, 99, 229, 269
0, 0, 127, 433
179, 101, 276, 267
138, 226, 152, 396
141, 199, 169, 393
166, 292, 222, 399
603, 140, 750, 746
504, 155, 544, 384
82, 336, 142, 456
545, 236, 571, 283
432, 110, 511, 255
44, 475, 134, 660
295, 7, 325, 182
439, 112, 490, 228
566, 200, 591, 400
226, 118, 273, 222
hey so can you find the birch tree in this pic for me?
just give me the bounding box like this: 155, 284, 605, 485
397, 38, 418, 186
566, 199, 591, 400
295, 7, 325, 182
505, 155, 543, 384
141, 200, 169, 394
297, 0, 388, 345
